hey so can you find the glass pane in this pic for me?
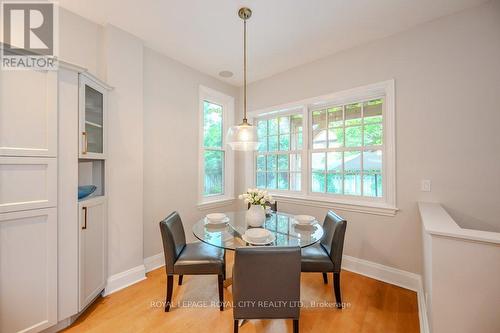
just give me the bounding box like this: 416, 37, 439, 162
290, 154, 301, 172
363, 99, 383, 124
267, 154, 277, 171
203, 150, 224, 195
327, 152, 342, 173
268, 135, 278, 151
291, 132, 303, 150
345, 103, 362, 126
290, 172, 301, 191
291, 115, 303, 133
312, 172, 326, 193
345, 126, 362, 147
278, 172, 289, 190
268, 118, 278, 135
327, 173, 343, 194
256, 172, 266, 188
344, 173, 361, 195
267, 172, 277, 189
203, 101, 223, 148
256, 155, 266, 171
344, 151, 361, 173
312, 110, 326, 131
278, 154, 289, 171
311, 152, 326, 172
328, 128, 344, 148
258, 137, 268, 152
364, 123, 383, 146
363, 150, 382, 174
279, 117, 290, 134
257, 119, 267, 137
328, 106, 343, 128
279, 134, 290, 151
363, 173, 383, 197
312, 129, 327, 149
85, 85, 104, 154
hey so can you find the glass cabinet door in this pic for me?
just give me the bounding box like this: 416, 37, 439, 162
83, 84, 104, 155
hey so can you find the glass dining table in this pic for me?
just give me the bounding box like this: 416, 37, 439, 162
192, 211, 324, 250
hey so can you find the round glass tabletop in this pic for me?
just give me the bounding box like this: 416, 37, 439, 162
192, 211, 324, 250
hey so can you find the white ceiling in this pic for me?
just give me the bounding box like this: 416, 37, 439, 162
58, 0, 487, 86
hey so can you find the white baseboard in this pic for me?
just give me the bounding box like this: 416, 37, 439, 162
103, 264, 146, 296
144, 253, 165, 273
342, 255, 421, 291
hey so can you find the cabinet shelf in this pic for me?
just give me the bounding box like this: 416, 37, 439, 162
85, 120, 103, 128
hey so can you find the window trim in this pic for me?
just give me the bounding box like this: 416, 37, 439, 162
198, 85, 235, 208
248, 80, 397, 216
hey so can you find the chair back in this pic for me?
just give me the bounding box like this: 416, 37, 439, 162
159, 211, 186, 274
232, 246, 301, 320
320, 210, 347, 273
247, 201, 277, 211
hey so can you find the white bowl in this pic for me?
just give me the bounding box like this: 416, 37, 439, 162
294, 215, 315, 224
206, 213, 227, 222
245, 228, 271, 243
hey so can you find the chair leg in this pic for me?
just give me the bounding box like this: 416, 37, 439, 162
333, 272, 342, 308
223, 250, 227, 280
165, 275, 174, 312
293, 319, 299, 333
322, 272, 328, 284
218, 274, 224, 311
233, 320, 239, 333
178, 275, 183, 286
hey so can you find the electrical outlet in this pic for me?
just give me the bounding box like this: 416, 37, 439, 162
421, 179, 431, 192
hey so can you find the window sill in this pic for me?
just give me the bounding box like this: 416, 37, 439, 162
197, 197, 235, 211
270, 193, 398, 217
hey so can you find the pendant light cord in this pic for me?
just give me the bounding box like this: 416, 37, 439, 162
243, 18, 247, 123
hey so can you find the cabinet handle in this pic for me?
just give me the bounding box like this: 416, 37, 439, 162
82, 131, 88, 154
82, 207, 87, 230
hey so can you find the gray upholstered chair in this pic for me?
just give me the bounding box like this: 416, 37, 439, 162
247, 200, 277, 212
159, 211, 225, 312
301, 210, 347, 308
232, 247, 301, 333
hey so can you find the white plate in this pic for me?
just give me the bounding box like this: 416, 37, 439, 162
206, 213, 227, 221
242, 233, 276, 245
292, 219, 318, 226
204, 216, 230, 225
294, 215, 316, 224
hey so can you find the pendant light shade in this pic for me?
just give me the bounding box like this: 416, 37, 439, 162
226, 120, 259, 151
226, 7, 259, 151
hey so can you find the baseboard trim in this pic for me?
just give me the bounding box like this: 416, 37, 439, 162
103, 264, 146, 296
144, 253, 165, 273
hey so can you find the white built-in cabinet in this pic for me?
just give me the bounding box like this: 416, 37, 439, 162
0, 64, 111, 333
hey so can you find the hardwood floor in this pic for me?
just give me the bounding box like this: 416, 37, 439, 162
62, 253, 419, 333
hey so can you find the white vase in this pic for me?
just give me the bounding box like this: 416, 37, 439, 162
246, 204, 266, 227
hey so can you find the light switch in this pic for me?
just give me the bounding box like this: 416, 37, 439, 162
421, 179, 431, 192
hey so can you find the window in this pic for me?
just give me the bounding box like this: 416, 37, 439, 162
199, 86, 234, 207
310, 99, 383, 198
251, 80, 396, 215
255, 113, 303, 191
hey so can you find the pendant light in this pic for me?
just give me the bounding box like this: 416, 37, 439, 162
226, 7, 259, 151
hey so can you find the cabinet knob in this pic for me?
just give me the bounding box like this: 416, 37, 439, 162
82, 206, 87, 230
82, 132, 88, 154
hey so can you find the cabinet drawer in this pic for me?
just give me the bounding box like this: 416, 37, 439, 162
0, 157, 57, 213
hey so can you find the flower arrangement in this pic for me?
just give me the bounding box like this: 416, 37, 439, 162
239, 188, 274, 207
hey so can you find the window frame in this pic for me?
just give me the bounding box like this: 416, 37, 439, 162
198, 86, 235, 209
248, 80, 397, 216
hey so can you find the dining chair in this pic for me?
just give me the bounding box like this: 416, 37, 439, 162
232, 246, 301, 333
159, 211, 226, 312
247, 200, 277, 211
300, 210, 347, 308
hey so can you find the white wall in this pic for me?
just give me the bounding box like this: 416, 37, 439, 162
142, 48, 239, 258
240, 0, 500, 274
103, 25, 144, 276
